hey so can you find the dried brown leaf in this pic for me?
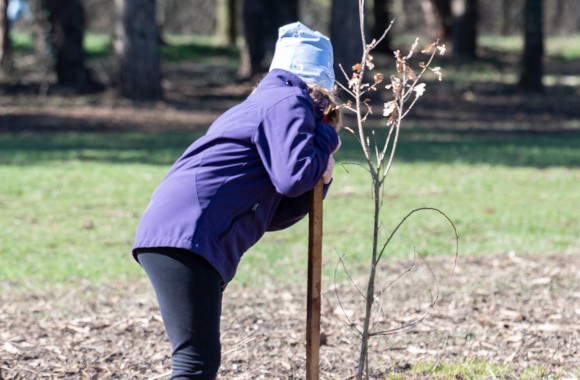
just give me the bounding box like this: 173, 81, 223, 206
413, 83, 426, 97
396, 60, 405, 75
429, 66, 443, 81
390, 75, 402, 97
388, 106, 399, 126
421, 43, 435, 54
383, 101, 397, 117
393, 50, 405, 74
365, 54, 375, 70
406, 67, 417, 82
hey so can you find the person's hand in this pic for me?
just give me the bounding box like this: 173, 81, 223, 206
322, 155, 335, 184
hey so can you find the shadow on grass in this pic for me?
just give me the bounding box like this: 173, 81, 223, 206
338, 128, 580, 168
1, 127, 578, 168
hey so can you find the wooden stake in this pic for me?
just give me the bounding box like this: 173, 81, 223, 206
306, 180, 324, 380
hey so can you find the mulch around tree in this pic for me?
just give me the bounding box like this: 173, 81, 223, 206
1, 250, 578, 379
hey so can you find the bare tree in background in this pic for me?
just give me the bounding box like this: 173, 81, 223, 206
331, 0, 362, 88
372, 0, 392, 53
27, 0, 51, 70
518, 0, 544, 93
0, 0, 12, 75
430, 0, 453, 41
499, 0, 514, 35
451, 0, 478, 58
114, 0, 162, 100
44, 0, 99, 90
238, 0, 298, 79
216, 0, 237, 47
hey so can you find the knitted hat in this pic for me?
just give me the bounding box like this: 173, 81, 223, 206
269, 22, 335, 92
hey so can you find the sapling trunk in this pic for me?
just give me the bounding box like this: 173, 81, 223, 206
356, 181, 381, 379
335, 2, 454, 379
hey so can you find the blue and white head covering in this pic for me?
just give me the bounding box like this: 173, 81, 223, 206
269, 22, 335, 92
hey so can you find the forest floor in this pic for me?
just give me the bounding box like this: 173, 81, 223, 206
1, 50, 580, 379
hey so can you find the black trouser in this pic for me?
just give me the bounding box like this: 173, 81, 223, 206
137, 248, 223, 380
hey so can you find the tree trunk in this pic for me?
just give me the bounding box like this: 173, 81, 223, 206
115, 0, 162, 101
420, 0, 440, 40
156, 0, 168, 43
451, 0, 478, 58
551, 0, 565, 34
518, 0, 544, 93
391, 0, 406, 33
44, 0, 94, 88
0, 0, 13, 75
216, 0, 237, 46
239, 0, 298, 80
372, 0, 391, 53
331, 0, 362, 87
26, 0, 51, 71
430, 0, 453, 42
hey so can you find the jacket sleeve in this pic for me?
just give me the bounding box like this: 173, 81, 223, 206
266, 182, 331, 231
253, 94, 339, 198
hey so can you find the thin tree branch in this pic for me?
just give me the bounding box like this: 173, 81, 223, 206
333, 255, 363, 336
370, 252, 440, 337
376, 207, 459, 268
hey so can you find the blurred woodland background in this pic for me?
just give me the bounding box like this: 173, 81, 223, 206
0, 0, 578, 99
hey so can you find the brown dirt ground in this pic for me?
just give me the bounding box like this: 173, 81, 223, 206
1, 51, 579, 379
1, 251, 579, 379
0, 252, 580, 379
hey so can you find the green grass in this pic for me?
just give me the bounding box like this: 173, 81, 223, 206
10, 31, 239, 64
0, 129, 578, 289
9, 31, 34, 53
10, 31, 113, 57
404, 360, 511, 379
161, 34, 239, 64
382, 359, 578, 379
10, 31, 580, 62
83, 33, 113, 57
389, 360, 516, 379
479, 34, 580, 59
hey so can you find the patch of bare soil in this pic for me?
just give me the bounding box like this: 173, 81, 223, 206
1, 251, 578, 379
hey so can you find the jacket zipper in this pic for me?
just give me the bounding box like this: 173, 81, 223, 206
218, 202, 260, 239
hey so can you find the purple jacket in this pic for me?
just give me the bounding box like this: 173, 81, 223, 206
132, 69, 340, 284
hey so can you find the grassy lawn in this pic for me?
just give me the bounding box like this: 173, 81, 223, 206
10, 31, 240, 65
9, 31, 580, 62
1, 32, 578, 290
0, 128, 577, 289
